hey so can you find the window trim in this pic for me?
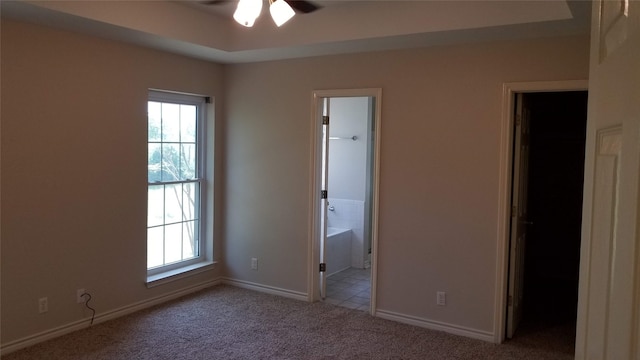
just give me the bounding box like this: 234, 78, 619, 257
146, 89, 214, 286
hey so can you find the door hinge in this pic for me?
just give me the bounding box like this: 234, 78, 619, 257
508, 295, 513, 306
321, 190, 328, 199
322, 116, 329, 125
515, 114, 521, 127
319, 263, 326, 272
511, 206, 517, 217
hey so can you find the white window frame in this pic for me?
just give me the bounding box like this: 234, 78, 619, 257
146, 90, 214, 287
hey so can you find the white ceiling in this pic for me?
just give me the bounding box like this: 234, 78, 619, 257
1, 0, 591, 64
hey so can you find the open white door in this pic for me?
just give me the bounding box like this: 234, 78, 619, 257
575, 1, 640, 359
319, 98, 330, 299
506, 93, 531, 339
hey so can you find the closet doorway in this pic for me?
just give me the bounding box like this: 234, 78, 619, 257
505, 89, 588, 354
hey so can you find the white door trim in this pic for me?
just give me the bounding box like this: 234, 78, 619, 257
494, 80, 588, 343
307, 88, 382, 315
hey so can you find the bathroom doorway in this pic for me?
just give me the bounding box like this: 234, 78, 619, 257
310, 88, 381, 314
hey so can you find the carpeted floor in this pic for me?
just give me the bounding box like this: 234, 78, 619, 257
3, 285, 573, 359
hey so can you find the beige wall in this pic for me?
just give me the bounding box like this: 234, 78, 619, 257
224, 35, 590, 334
1, 17, 590, 347
1, 20, 224, 344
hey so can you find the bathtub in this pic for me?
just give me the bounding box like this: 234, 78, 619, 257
325, 227, 352, 277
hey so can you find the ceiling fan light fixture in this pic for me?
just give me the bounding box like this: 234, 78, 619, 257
233, 0, 263, 27
269, 0, 295, 27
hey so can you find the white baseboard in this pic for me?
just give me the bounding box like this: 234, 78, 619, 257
1, 278, 222, 356
376, 309, 495, 343
2, 279, 493, 355
222, 278, 308, 302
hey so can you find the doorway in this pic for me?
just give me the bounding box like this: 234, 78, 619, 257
505, 90, 588, 353
310, 88, 382, 314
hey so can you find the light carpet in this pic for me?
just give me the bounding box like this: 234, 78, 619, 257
3, 285, 573, 359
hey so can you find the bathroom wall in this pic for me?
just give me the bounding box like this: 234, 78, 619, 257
327, 97, 371, 268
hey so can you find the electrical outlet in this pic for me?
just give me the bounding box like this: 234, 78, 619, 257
437, 291, 446, 306
38, 297, 48, 313
77, 289, 86, 304
251, 258, 258, 270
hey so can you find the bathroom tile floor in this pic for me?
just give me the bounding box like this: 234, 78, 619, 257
325, 267, 371, 312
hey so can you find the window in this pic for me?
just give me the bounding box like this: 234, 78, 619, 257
147, 90, 212, 283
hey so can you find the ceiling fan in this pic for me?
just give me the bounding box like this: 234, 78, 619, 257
201, 0, 321, 27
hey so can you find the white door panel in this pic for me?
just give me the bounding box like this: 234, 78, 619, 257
575, 0, 640, 358
507, 93, 531, 338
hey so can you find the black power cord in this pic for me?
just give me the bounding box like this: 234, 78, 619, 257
81, 292, 96, 325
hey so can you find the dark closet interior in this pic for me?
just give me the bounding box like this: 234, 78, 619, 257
520, 91, 588, 332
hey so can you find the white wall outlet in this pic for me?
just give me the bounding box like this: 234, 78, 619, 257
251, 258, 258, 270
38, 297, 48, 313
437, 291, 446, 306
77, 288, 86, 304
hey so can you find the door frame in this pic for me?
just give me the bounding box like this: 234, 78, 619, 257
307, 88, 382, 315
494, 80, 588, 343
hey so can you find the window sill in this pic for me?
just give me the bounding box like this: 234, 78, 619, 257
146, 261, 216, 288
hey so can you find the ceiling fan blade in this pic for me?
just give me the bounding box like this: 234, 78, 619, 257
200, 0, 230, 5
285, 0, 320, 14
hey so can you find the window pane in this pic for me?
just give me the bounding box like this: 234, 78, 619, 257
180, 144, 196, 179
161, 144, 180, 181
181, 105, 197, 143
164, 184, 182, 224
161, 103, 180, 142
148, 185, 164, 227
147, 93, 206, 272
147, 227, 164, 268
183, 220, 198, 258
182, 182, 197, 221
148, 143, 162, 182
148, 102, 162, 142
164, 223, 182, 264
147, 185, 164, 227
